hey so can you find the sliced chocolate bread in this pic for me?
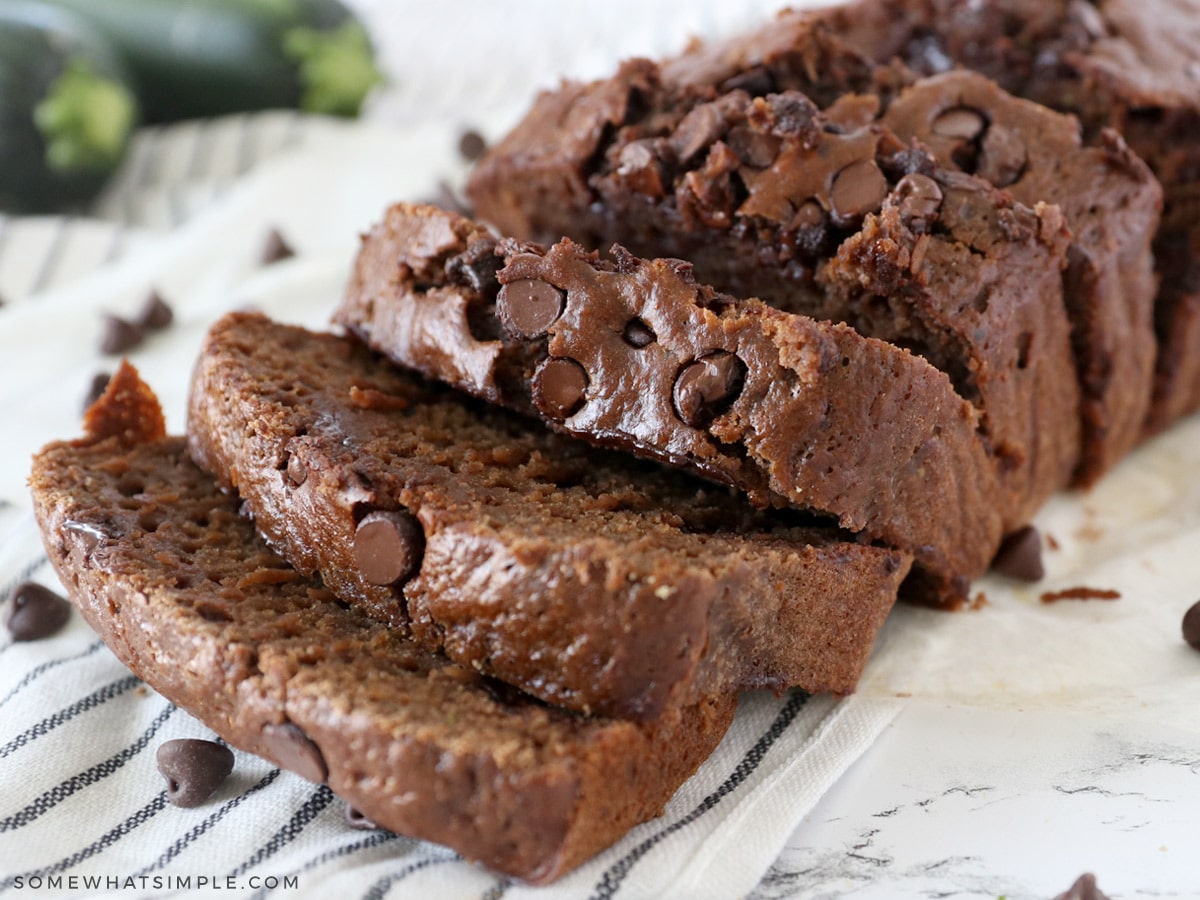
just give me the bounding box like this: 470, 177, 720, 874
30, 362, 737, 884
186, 313, 909, 717
335, 203, 1001, 606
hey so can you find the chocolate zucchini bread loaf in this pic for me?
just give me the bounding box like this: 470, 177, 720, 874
816, 0, 1199, 435
187, 313, 910, 717
466, 17, 1162, 487
30, 363, 737, 884
336, 203, 1001, 606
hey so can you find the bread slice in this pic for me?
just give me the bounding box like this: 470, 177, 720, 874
186, 313, 909, 718
29, 362, 737, 885
335, 203, 1001, 606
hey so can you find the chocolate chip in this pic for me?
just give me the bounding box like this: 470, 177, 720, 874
344, 802, 380, 830
458, 128, 487, 162
894, 172, 943, 220
5, 582, 71, 641
1183, 600, 1200, 651
720, 66, 775, 97
285, 453, 307, 487
260, 228, 295, 265
354, 510, 424, 587
497, 279, 565, 340
623, 318, 656, 348
99, 314, 144, 355
670, 104, 724, 163
445, 238, 501, 300
616, 140, 665, 196
977, 125, 1027, 187
932, 107, 986, 140
1053, 873, 1110, 900
673, 351, 746, 428
791, 199, 825, 229
83, 372, 111, 414
726, 125, 780, 168
532, 357, 588, 419
157, 739, 235, 807
261, 722, 327, 783
136, 290, 174, 330
830, 158, 888, 221
991, 525, 1044, 581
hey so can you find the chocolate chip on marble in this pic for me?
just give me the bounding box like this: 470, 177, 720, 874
5, 582, 71, 641
285, 453, 308, 487
261, 722, 327, 783
672, 351, 746, 428
82, 372, 111, 414
990, 524, 1044, 581
931, 106, 986, 141
354, 510, 424, 587
894, 172, 943, 219
496, 279, 565, 339
99, 314, 144, 355
623, 318, 656, 348
157, 739, 235, 807
260, 228, 295, 265
1183, 600, 1200, 651
532, 357, 588, 419
1053, 873, 1111, 900
977, 125, 1027, 187
458, 128, 487, 162
135, 289, 174, 330
830, 158, 888, 221
344, 802, 380, 830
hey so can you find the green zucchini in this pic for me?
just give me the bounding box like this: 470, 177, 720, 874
36, 0, 384, 123
0, 1, 138, 213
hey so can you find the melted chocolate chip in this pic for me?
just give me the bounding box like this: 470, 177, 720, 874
458, 128, 487, 162
99, 314, 144, 355
532, 357, 588, 419
136, 290, 174, 330
830, 158, 888, 221
157, 739, 235, 807
931, 107, 986, 140
260, 228, 295, 265
977, 125, 1027, 187
344, 803, 380, 830
285, 453, 308, 487
1183, 600, 1200, 651
894, 172, 943, 220
673, 351, 746, 428
623, 318, 656, 348
496, 279, 565, 339
4, 582, 71, 641
791, 200, 825, 229
445, 238, 501, 300
990, 525, 1044, 581
354, 510, 424, 586
727, 125, 780, 168
261, 722, 327, 783
83, 372, 111, 414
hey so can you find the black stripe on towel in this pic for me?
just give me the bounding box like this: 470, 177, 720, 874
360, 850, 461, 900
589, 691, 810, 900
0, 640, 105, 711
227, 784, 337, 878
252, 831, 403, 900
0, 674, 141, 760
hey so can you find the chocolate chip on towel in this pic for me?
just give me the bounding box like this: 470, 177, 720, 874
157, 739, 235, 807
136, 290, 174, 330
458, 129, 488, 162
1183, 600, 1200, 651
1053, 873, 1110, 900
99, 314, 144, 355
5, 582, 71, 641
260, 228, 296, 265
990, 524, 1044, 581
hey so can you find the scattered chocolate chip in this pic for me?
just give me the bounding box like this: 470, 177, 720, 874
458, 128, 487, 162
4, 582, 71, 641
977, 125, 1027, 187
1183, 600, 1200, 651
260, 228, 295, 265
991, 525, 1044, 580
532, 357, 588, 419
157, 739, 235, 807
99, 314, 144, 355
1053, 873, 1110, 900
344, 802, 379, 830
285, 453, 308, 487
136, 289, 174, 330
261, 722, 327, 783
82, 372, 111, 414
623, 318, 656, 348
931, 106, 986, 141
830, 158, 888, 221
497, 278, 566, 339
354, 510, 424, 587
673, 351, 746, 428
894, 172, 943, 220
